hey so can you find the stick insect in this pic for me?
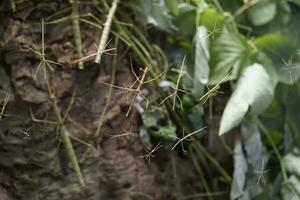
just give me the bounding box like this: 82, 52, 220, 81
111, 126, 138, 139
199, 72, 231, 104
171, 127, 206, 150
254, 158, 270, 185
99, 65, 165, 117
159, 56, 192, 110
140, 143, 163, 164
281, 56, 298, 85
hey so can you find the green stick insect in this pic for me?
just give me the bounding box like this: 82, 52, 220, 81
254, 158, 270, 185
199, 72, 231, 104
100, 65, 165, 117
159, 56, 192, 110
199, 72, 231, 119
281, 55, 298, 85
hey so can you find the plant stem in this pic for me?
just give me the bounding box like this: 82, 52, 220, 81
189, 145, 213, 200
192, 140, 231, 182
95, 37, 118, 137
171, 153, 181, 200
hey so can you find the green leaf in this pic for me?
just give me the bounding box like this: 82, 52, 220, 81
129, 0, 173, 31
209, 30, 251, 85
219, 64, 274, 135
288, 0, 300, 5
250, 0, 291, 34
194, 26, 210, 84
153, 124, 177, 142
173, 3, 197, 37
247, 0, 277, 26
255, 34, 294, 59
255, 34, 300, 85
142, 110, 164, 128
199, 7, 224, 34
165, 0, 179, 15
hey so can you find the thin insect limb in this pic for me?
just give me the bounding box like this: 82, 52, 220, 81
75, 48, 116, 62
99, 81, 137, 92
25, 20, 63, 80
172, 57, 186, 110
130, 55, 142, 83
140, 143, 163, 164
206, 21, 223, 41
281, 56, 297, 85
139, 93, 149, 110
23, 45, 43, 56
159, 57, 188, 110
176, 94, 184, 110
254, 158, 270, 185
0, 91, 10, 119
169, 86, 192, 95
150, 105, 168, 114
111, 127, 138, 138
100, 65, 158, 117
125, 67, 149, 117
63, 87, 77, 122
200, 72, 230, 103
172, 127, 206, 150
143, 70, 167, 84
68, 133, 92, 148
170, 128, 192, 153
170, 68, 193, 80
200, 84, 222, 104
30, 109, 58, 125
95, 0, 119, 64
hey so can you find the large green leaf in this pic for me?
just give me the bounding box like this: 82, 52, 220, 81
209, 30, 251, 85
128, 0, 173, 31
250, 0, 291, 35
199, 7, 224, 34
219, 64, 274, 135
165, 0, 179, 15
153, 124, 177, 142
255, 34, 300, 85
247, 0, 277, 26
142, 110, 164, 128
173, 3, 197, 37
255, 34, 294, 59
